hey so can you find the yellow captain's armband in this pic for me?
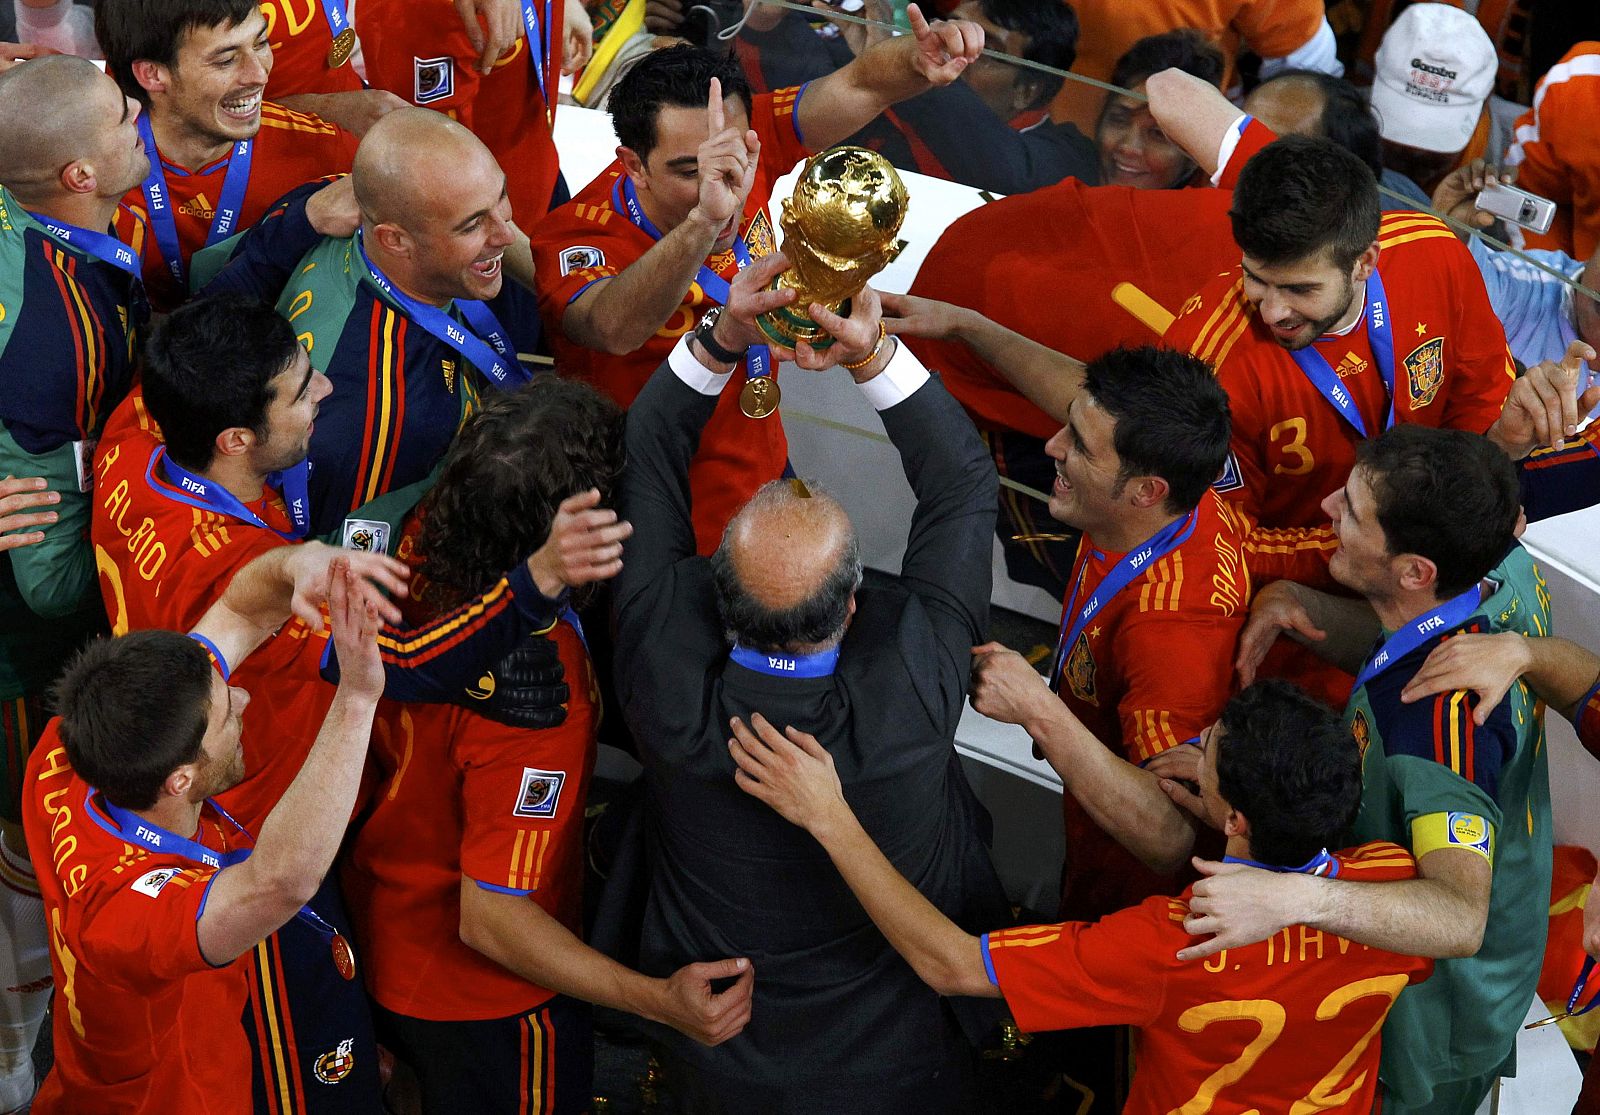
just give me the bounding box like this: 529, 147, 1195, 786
1412, 811, 1495, 865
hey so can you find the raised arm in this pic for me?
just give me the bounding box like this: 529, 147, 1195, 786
796, 4, 983, 151
881, 292, 1085, 423
195, 565, 386, 965
561, 79, 759, 356
1143, 67, 1245, 180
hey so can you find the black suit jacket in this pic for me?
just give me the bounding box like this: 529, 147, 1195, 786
612, 350, 1012, 1113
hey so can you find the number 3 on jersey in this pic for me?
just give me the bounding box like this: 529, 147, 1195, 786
1269, 417, 1315, 476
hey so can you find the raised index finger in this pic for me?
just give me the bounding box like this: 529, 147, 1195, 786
708, 76, 725, 136
906, 2, 930, 38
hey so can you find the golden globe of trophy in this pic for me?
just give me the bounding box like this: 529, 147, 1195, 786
756, 145, 909, 350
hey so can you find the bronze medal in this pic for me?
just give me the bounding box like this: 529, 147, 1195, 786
330, 932, 357, 981
327, 27, 357, 69
739, 376, 780, 419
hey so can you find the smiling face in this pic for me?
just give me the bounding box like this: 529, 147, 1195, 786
620, 95, 753, 252
153, 10, 272, 155
1096, 81, 1195, 190
1321, 466, 1399, 600
88, 71, 153, 197
254, 344, 331, 474
1240, 246, 1370, 351
1044, 394, 1127, 536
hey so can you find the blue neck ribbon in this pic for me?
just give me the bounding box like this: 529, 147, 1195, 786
521, 0, 553, 102
1353, 584, 1482, 690
1222, 848, 1342, 877
26, 211, 142, 281
151, 446, 310, 540
90, 789, 345, 939
1050, 509, 1199, 694
318, 0, 351, 38
730, 642, 840, 678
1287, 270, 1396, 439
614, 177, 771, 382
135, 115, 254, 287
355, 232, 530, 389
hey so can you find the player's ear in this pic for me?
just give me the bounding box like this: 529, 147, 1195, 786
1351, 242, 1380, 283
162, 763, 196, 803
1128, 475, 1170, 511
129, 60, 168, 99
1223, 806, 1248, 840
1394, 552, 1439, 597
617, 146, 647, 186
214, 425, 254, 462
59, 159, 97, 197
370, 221, 411, 259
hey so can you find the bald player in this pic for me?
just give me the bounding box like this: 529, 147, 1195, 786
611, 254, 1011, 1112
0, 56, 150, 1109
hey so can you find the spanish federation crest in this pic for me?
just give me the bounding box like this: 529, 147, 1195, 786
1350, 709, 1371, 761
313, 1039, 355, 1085
1063, 632, 1098, 705
744, 209, 777, 259
1403, 336, 1445, 408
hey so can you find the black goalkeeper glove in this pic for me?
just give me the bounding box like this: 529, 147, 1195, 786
457, 633, 570, 729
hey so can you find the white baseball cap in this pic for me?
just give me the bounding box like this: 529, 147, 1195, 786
1370, 3, 1495, 154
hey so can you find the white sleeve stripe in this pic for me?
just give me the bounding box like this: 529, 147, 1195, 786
1505, 53, 1600, 166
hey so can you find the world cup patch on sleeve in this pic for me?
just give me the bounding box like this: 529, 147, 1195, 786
513, 768, 566, 819
414, 57, 454, 104
1212, 450, 1243, 493
341, 518, 390, 554
131, 868, 177, 898
559, 246, 605, 275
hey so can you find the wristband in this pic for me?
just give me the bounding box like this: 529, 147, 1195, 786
840, 322, 889, 371
694, 306, 747, 364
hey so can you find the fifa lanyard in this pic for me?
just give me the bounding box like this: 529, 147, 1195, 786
522, 0, 553, 104
149, 446, 311, 540
317, 0, 353, 52
135, 115, 253, 288
615, 177, 772, 382
1352, 584, 1482, 690
355, 232, 530, 388
1222, 848, 1341, 877
1288, 271, 1396, 439
26, 212, 142, 281
730, 643, 840, 678
1048, 510, 1198, 694
93, 791, 356, 976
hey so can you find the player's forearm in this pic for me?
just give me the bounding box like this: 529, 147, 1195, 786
1143, 68, 1238, 176
959, 313, 1085, 424
802, 36, 928, 148
1289, 584, 1380, 674
1521, 636, 1600, 720
459, 880, 677, 1026
504, 226, 537, 292
1298, 871, 1488, 959
1026, 707, 1194, 873
810, 805, 999, 999
564, 217, 720, 354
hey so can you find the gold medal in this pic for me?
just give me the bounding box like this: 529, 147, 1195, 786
330, 932, 357, 981
739, 376, 780, 419
327, 27, 357, 69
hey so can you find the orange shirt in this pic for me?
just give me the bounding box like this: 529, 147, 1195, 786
532, 87, 811, 553
357, 0, 565, 220
1052, 491, 1249, 919
115, 102, 357, 312
1047, 0, 1326, 129
1165, 211, 1514, 527
986, 842, 1433, 1115
904, 179, 1239, 440
1506, 42, 1600, 260
24, 726, 253, 1115
258, 0, 364, 99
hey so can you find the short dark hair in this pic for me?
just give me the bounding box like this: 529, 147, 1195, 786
417, 377, 626, 607
1108, 28, 1225, 91
1257, 70, 1385, 177
53, 631, 214, 810
976, 0, 1079, 109
1081, 346, 1231, 514
610, 44, 753, 163
1231, 136, 1381, 271
141, 294, 301, 471
1356, 425, 1519, 599
1216, 680, 1362, 868
711, 483, 863, 653
97, 0, 260, 106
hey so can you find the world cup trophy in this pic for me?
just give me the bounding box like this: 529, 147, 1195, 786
756, 146, 909, 350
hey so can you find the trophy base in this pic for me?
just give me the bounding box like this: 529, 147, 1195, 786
756, 287, 851, 350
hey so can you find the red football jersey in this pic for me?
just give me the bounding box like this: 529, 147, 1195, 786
905, 179, 1240, 440
358, 0, 565, 221
23, 726, 254, 1115
1164, 210, 1516, 527
1052, 491, 1249, 918
342, 520, 599, 1022
258, 0, 364, 98
115, 102, 357, 312
987, 842, 1434, 1115
532, 87, 811, 554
